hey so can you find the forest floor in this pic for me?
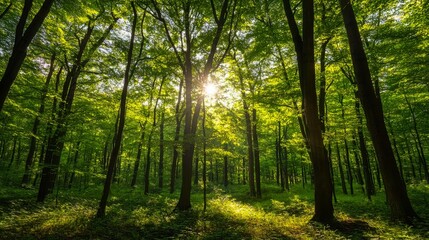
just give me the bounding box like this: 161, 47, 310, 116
0, 178, 428, 239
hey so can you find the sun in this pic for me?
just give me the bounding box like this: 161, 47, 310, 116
204, 82, 218, 97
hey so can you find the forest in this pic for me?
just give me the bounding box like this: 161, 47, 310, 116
0, 0, 428, 239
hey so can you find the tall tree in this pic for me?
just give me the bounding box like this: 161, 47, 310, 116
339, 0, 418, 223
282, 0, 334, 223
97, 1, 137, 218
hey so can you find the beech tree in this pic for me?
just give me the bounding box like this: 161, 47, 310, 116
282, 0, 334, 223
339, 0, 418, 223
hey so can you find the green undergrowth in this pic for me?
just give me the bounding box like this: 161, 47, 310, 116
0, 183, 428, 239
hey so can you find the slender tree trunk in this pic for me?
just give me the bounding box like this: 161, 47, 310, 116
355, 94, 375, 198
202, 100, 207, 211
131, 125, 145, 187
243, 95, 255, 196
352, 133, 365, 193
253, 109, 261, 198
194, 155, 199, 186
0, 0, 55, 112
282, 127, 290, 191
7, 137, 17, 170
242, 157, 246, 184
170, 78, 184, 193
22, 54, 56, 186
277, 123, 284, 190
158, 111, 165, 189
282, 146, 289, 191
68, 141, 80, 188
223, 154, 228, 187
144, 133, 152, 195
336, 141, 348, 194
344, 140, 353, 195
339, 0, 417, 222
404, 94, 428, 182
405, 139, 416, 180
96, 3, 135, 217
339, 94, 353, 194
276, 138, 280, 186
387, 120, 405, 182
328, 142, 337, 203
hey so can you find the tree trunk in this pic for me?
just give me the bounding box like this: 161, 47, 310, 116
328, 142, 337, 203
352, 133, 365, 193
282, 127, 290, 191
145, 78, 165, 194
387, 120, 405, 182
194, 155, 199, 186
339, 0, 418, 222
22, 54, 56, 186
131, 126, 145, 187
170, 78, 184, 193
242, 157, 246, 184
0, 0, 55, 112
223, 145, 228, 187
339, 94, 353, 194
283, 0, 334, 224
276, 137, 280, 186
144, 134, 152, 195
7, 137, 17, 170
405, 139, 416, 180
355, 94, 375, 198
277, 122, 284, 190
253, 109, 261, 198
336, 141, 348, 194
202, 100, 207, 211
67, 141, 80, 189
404, 94, 428, 182
243, 92, 255, 196
282, 146, 290, 191
158, 111, 165, 189
96, 3, 135, 217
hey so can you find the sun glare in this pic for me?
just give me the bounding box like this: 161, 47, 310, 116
204, 82, 218, 97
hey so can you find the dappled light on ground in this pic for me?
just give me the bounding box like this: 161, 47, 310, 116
0, 184, 428, 239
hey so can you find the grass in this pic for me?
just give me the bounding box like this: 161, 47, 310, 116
0, 181, 428, 239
